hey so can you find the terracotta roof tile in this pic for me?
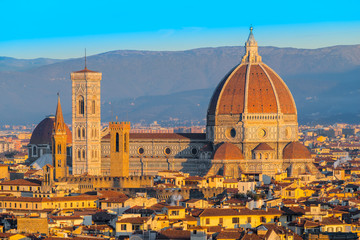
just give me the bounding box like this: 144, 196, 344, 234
253, 143, 274, 151
208, 63, 296, 116
283, 142, 311, 159
0, 179, 41, 186
116, 217, 150, 224
74, 67, 98, 73
30, 116, 71, 145
158, 229, 191, 240
216, 230, 243, 239
213, 142, 244, 160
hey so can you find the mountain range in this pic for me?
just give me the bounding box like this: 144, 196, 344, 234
0, 44, 360, 125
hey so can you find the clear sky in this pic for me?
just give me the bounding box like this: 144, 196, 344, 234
1, 0, 360, 59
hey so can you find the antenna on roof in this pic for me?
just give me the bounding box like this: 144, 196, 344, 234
84, 48, 87, 69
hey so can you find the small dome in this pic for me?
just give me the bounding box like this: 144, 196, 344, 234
253, 143, 274, 151
30, 116, 72, 145
283, 142, 311, 159
213, 142, 244, 160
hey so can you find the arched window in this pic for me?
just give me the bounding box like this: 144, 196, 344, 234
116, 133, 119, 152
57, 144, 61, 154
78, 150, 81, 159
78, 128, 81, 139
91, 100, 96, 114
79, 96, 85, 115
82, 149, 86, 159
82, 128, 85, 138
33, 146, 37, 156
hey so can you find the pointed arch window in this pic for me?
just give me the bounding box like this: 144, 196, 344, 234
78, 149, 81, 159
82, 149, 86, 159
78, 128, 81, 139
82, 128, 86, 138
79, 96, 85, 115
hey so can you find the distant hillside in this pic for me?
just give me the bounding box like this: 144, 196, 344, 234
0, 57, 62, 72
0, 45, 360, 125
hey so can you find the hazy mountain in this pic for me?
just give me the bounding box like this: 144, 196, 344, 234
0, 45, 360, 125
0, 57, 62, 72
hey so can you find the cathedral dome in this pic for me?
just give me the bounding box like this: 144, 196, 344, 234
213, 142, 244, 160
283, 141, 311, 159
30, 116, 72, 145
207, 28, 296, 117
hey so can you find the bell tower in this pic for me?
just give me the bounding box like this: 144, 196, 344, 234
52, 94, 68, 179
71, 60, 102, 176
109, 121, 130, 177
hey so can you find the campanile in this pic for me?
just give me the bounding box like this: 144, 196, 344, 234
71, 65, 102, 175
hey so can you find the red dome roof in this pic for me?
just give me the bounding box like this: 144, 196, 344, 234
207, 28, 296, 117
213, 142, 244, 160
283, 142, 311, 159
208, 63, 296, 116
30, 116, 72, 145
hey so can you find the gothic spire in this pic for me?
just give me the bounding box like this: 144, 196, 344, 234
54, 93, 66, 133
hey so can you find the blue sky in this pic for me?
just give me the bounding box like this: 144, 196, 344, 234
1, 0, 360, 59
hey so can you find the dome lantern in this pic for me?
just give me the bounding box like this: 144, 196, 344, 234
242, 26, 262, 64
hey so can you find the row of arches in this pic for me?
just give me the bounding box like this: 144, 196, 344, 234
252, 152, 274, 160
76, 127, 99, 140
76, 149, 99, 160
77, 149, 86, 160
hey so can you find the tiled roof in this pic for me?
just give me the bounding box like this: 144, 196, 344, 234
101, 197, 128, 203
116, 217, 150, 224
208, 63, 296, 116
281, 206, 305, 215
199, 208, 241, 217
213, 142, 244, 160
0, 179, 41, 186
50, 216, 83, 220
158, 229, 191, 240
0, 196, 42, 202
253, 143, 274, 151
30, 116, 72, 145
283, 141, 311, 159
321, 217, 345, 225
216, 230, 243, 239
185, 176, 204, 181
73, 67, 98, 73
